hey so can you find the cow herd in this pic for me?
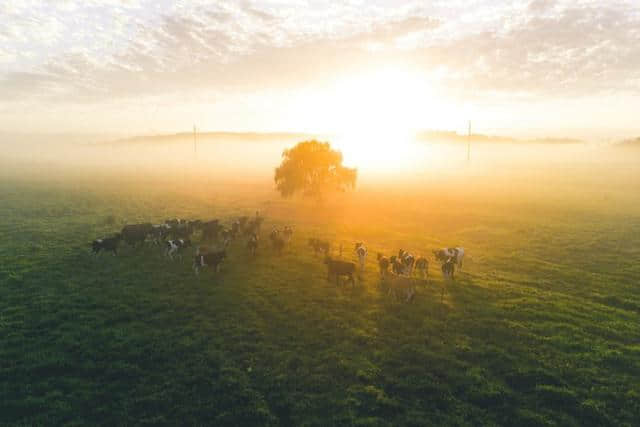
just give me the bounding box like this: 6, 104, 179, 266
91, 212, 268, 274
322, 242, 465, 302
91, 212, 466, 303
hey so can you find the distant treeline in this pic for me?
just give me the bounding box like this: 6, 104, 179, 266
108, 132, 320, 145
616, 137, 640, 148
415, 130, 584, 145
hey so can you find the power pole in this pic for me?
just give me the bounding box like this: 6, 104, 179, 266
193, 124, 197, 157
467, 120, 471, 161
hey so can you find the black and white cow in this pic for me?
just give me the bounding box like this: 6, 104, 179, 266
434, 247, 465, 269
441, 258, 455, 280
165, 238, 191, 260
150, 224, 171, 245
193, 250, 226, 275
398, 249, 415, 276
91, 234, 121, 255
354, 242, 368, 271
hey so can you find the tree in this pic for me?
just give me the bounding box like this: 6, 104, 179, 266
274, 140, 357, 200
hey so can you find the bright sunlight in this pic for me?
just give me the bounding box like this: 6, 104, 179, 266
320, 67, 440, 172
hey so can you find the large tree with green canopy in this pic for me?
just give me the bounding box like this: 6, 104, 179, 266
274, 140, 357, 200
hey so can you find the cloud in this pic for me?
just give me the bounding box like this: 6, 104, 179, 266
528, 0, 555, 13
0, 0, 638, 110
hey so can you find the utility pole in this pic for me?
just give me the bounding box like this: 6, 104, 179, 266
193, 124, 197, 158
467, 120, 471, 161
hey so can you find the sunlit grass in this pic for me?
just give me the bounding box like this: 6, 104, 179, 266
1, 165, 638, 425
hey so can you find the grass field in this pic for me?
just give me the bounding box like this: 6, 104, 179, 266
1, 158, 639, 426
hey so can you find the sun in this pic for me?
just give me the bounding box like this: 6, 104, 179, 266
322, 67, 437, 172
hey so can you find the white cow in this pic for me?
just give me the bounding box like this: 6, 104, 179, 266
354, 242, 368, 272
433, 247, 465, 269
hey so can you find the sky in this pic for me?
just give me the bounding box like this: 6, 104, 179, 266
1, 0, 639, 140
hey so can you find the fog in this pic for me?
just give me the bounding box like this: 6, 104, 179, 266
1, 132, 638, 213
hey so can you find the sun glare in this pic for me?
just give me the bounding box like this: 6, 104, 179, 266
324, 67, 437, 172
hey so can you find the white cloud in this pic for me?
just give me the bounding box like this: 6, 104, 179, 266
0, 0, 638, 134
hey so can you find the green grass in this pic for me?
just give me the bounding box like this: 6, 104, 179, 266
1, 174, 639, 426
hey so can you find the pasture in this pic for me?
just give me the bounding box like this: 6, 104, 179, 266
1, 156, 639, 426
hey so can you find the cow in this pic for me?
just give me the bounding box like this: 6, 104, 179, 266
201, 220, 222, 241
415, 257, 429, 279
91, 233, 121, 255
398, 249, 415, 275
390, 255, 404, 275
220, 229, 232, 248
309, 238, 330, 256
377, 253, 389, 278
121, 223, 153, 247
441, 257, 455, 280
324, 256, 356, 287
245, 212, 264, 236
188, 219, 203, 232
169, 223, 193, 240
269, 230, 285, 254
433, 247, 465, 269
196, 245, 211, 256
247, 233, 259, 256
269, 227, 280, 242
193, 250, 226, 275
165, 238, 191, 260
166, 218, 188, 228
384, 272, 416, 302
149, 224, 171, 245
231, 220, 241, 238
282, 225, 293, 243
354, 242, 368, 271
165, 218, 180, 227
308, 238, 320, 254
